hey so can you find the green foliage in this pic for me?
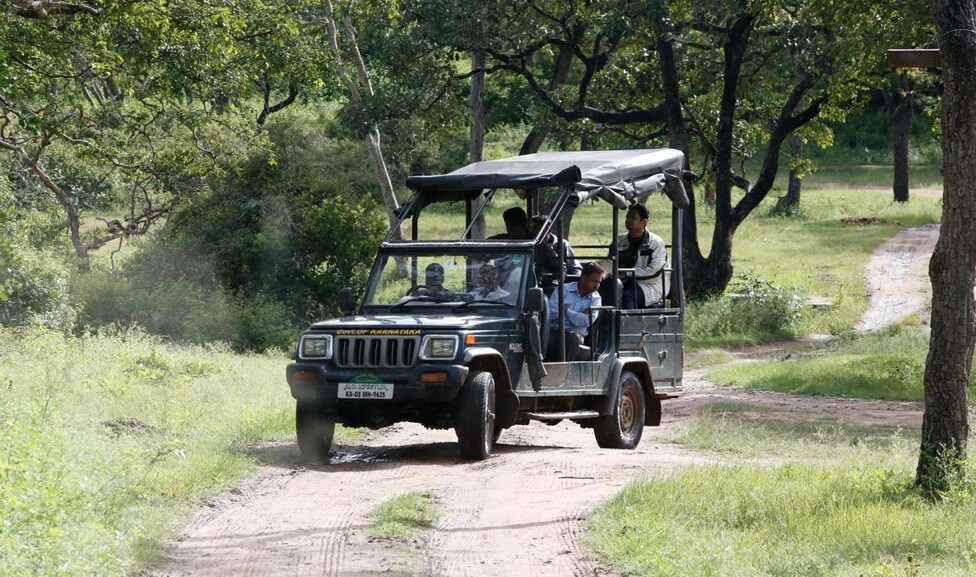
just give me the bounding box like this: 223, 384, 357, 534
74, 235, 303, 352
158, 111, 386, 330
72, 111, 386, 350
73, 254, 243, 348
0, 185, 75, 330
0, 327, 335, 576
687, 275, 802, 347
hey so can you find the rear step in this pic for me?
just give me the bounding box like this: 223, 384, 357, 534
525, 410, 600, 421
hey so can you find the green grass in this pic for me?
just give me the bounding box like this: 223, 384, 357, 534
589, 413, 976, 577
368, 491, 438, 540
0, 327, 354, 576
664, 402, 915, 459
797, 164, 944, 190
701, 325, 976, 403
588, 461, 976, 577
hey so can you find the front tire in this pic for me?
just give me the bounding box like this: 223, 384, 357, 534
296, 400, 335, 460
456, 371, 496, 460
594, 371, 645, 449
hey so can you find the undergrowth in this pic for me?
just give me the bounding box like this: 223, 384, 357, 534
0, 327, 342, 576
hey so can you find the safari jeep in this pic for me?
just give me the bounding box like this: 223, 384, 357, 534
286, 149, 692, 460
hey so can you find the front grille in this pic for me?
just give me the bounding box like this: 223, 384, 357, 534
335, 336, 420, 368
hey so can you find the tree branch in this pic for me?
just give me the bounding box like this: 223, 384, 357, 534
11, 0, 101, 19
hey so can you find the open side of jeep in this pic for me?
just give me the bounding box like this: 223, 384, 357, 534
286, 149, 692, 460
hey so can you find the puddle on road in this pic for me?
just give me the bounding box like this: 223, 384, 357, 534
329, 450, 390, 465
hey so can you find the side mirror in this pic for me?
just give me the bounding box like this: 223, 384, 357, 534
525, 287, 545, 313
338, 287, 356, 316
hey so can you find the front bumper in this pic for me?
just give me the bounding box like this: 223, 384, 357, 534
286, 362, 469, 405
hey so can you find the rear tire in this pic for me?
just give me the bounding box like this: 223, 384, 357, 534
456, 371, 496, 460
594, 371, 645, 449
296, 401, 335, 460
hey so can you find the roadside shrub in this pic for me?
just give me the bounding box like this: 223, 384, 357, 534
687, 274, 802, 347
163, 113, 386, 329
236, 294, 297, 353
0, 188, 75, 331
73, 239, 242, 347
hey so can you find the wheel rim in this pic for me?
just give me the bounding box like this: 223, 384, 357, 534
619, 387, 638, 436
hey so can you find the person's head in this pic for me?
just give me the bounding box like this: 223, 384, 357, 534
503, 207, 530, 239
476, 263, 499, 290
625, 204, 649, 237
425, 262, 445, 292
578, 261, 606, 295
529, 214, 547, 235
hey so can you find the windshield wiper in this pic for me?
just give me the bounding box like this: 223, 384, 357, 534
452, 300, 514, 312
390, 295, 437, 310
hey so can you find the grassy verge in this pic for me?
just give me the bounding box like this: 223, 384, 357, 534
0, 327, 352, 576
588, 412, 976, 577
703, 324, 976, 403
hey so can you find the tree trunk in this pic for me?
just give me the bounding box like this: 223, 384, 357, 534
667, 11, 823, 297
776, 134, 803, 212
22, 150, 91, 272
916, 0, 976, 495
883, 79, 914, 203
323, 1, 403, 246
469, 51, 487, 239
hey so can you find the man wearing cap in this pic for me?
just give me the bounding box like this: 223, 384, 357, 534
422, 262, 445, 295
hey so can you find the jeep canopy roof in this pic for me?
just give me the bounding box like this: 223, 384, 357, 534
405, 149, 690, 210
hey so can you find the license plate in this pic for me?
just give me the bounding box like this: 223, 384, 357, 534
338, 382, 394, 399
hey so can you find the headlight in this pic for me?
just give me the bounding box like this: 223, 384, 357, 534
299, 334, 333, 359
420, 335, 459, 360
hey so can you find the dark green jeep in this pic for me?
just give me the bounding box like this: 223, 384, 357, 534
286, 149, 691, 460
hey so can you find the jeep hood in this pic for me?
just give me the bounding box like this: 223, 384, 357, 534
307, 314, 513, 332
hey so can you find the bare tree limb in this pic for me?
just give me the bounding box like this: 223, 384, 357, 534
10, 0, 101, 19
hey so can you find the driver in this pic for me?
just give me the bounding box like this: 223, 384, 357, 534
422, 262, 445, 294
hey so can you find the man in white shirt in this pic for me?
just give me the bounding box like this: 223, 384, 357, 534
468, 263, 511, 302
613, 203, 669, 308
547, 261, 605, 360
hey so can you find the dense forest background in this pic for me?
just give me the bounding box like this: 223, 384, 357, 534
0, 0, 941, 352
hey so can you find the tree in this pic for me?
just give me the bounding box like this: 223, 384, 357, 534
410, 0, 877, 296
843, 0, 935, 203
322, 0, 403, 241
0, 1, 338, 272
916, 0, 976, 495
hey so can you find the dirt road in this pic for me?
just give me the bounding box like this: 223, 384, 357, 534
144, 226, 935, 577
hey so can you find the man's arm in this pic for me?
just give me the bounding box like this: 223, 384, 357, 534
563, 241, 582, 276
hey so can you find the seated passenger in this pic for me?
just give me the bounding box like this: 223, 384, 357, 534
546, 261, 605, 360
530, 215, 581, 285
489, 207, 532, 240
468, 263, 511, 302
612, 204, 670, 309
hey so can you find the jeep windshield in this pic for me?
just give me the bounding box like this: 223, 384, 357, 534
361, 249, 530, 311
